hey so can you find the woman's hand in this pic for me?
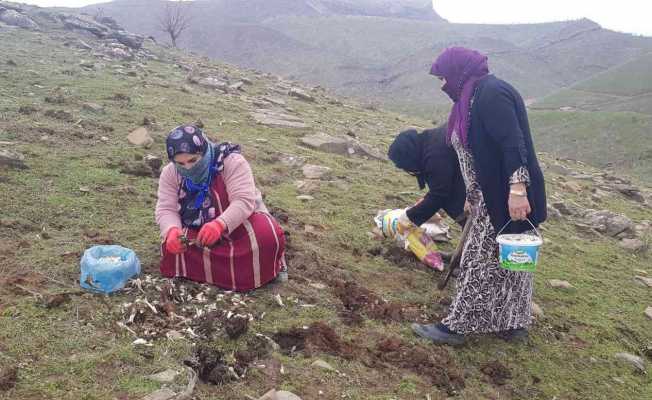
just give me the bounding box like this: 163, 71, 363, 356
165, 227, 186, 254
397, 210, 415, 234
508, 183, 531, 221
197, 219, 225, 247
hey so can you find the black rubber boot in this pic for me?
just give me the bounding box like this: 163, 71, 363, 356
411, 322, 465, 345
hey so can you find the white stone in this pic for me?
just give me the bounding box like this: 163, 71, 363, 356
147, 369, 179, 383
614, 353, 647, 373
127, 127, 153, 148
301, 132, 349, 155
548, 279, 574, 289
634, 276, 652, 288
531, 302, 545, 319
289, 87, 315, 102
302, 164, 331, 180
311, 359, 336, 371
619, 238, 646, 252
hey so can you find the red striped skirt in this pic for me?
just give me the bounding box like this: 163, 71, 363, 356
160, 212, 286, 292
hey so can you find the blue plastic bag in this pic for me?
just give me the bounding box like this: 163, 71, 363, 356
80, 245, 141, 294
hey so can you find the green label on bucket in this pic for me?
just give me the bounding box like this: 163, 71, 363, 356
498, 238, 540, 272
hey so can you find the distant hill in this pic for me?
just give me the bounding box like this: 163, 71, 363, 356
83, 1, 652, 116
532, 52, 652, 115
2, 4, 652, 400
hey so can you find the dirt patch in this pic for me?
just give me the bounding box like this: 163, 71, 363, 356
0, 366, 17, 391
273, 321, 356, 359
40, 293, 70, 309
480, 360, 512, 386
268, 206, 289, 224
44, 109, 74, 122
0, 272, 46, 296
225, 315, 249, 339
369, 336, 465, 394
186, 344, 235, 386
379, 245, 423, 270
272, 323, 465, 395
187, 335, 273, 385
331, 279, 411, 323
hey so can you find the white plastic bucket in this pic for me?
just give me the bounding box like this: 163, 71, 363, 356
496, 219, 542, 272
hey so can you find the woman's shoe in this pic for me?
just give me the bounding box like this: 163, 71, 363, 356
496, 328, 528, 342
411, 322, 465, 345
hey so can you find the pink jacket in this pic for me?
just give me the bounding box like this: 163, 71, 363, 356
155, 154, 268, 238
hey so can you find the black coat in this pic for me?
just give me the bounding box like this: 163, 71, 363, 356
403, 127, 466, 226
468, 75, 547, 233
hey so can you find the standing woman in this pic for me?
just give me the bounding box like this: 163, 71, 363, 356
412, 47, 547, 344
156, 124, 287, 292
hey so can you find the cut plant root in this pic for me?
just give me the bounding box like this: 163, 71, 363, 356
118, 275, 254, 341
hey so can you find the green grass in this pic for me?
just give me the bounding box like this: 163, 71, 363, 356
530, 110, 652, 184
532, 53, 652, 115
1, 13, 651, 400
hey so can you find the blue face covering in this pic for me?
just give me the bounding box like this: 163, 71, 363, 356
175, 144, 214, 185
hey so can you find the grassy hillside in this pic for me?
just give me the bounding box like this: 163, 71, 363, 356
532, 53, 652, 115
530, 110, 652, 183
1, 6, 652, 400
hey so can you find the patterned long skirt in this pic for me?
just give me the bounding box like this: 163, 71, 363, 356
443, 133, 533, 334
160, 212, 286, 292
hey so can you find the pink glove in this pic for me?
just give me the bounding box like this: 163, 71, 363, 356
197, 219, 225, 247
165, 227, 185, 254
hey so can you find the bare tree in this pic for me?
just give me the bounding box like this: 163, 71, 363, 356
158, 0, 192, 48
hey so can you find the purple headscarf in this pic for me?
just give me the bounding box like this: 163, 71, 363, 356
430, 47, 489, 146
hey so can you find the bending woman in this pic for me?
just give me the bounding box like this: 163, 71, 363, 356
412, 47, 547, 344
155, 124, 286, 292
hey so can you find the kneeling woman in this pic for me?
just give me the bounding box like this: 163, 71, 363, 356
155, 124, 286, 291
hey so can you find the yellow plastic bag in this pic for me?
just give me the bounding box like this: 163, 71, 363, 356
375, 209, 444, 271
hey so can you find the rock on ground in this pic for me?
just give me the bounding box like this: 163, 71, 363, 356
0, 149, 27, 169
109, 30, 144, 49
619, 238, 647, 253
288, 87, 315, 102
191, 76, 228, 91
127, 127, 153, 148
301, 132, 349, 155
62, 14, 108, 37
634, 275, 652, 288
258, 389, 303, 400
548, 279, 574, 289
251, 109, 308, 129
141, 388, 176, 400
311, 359, 336, 371
147, 369, 178, 383
585, 210, 633, 237
531, 302, 545, 319
614, 352, 647, 373
301, 164, 331, 180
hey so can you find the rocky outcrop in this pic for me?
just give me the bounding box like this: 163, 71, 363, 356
584, 210, 634, 237
251, 109, 309, 129
60, 14, 144, 49
0, 8, 39, 30
300, 132, 385, 160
